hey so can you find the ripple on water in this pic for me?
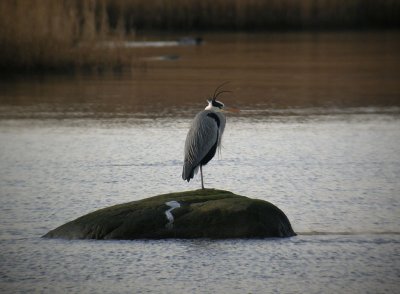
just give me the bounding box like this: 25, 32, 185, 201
0, 113, 400, 293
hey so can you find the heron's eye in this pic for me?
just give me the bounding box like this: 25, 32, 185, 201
212, 100, 224, 108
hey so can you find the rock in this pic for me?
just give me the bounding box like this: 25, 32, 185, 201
43, 189, 296, 240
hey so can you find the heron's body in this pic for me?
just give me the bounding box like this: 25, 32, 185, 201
181, 82, 236, 190
182, 110, 226, 183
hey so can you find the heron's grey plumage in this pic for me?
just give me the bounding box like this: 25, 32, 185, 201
182, 110, 226, 182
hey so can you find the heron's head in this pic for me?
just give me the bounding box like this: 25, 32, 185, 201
205, 98, 224, 111
204, 82, 229, 112
204, 82, 239, 113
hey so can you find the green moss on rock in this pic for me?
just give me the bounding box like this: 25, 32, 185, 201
43, 189, 296, 239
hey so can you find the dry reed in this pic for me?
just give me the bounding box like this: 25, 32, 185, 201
0, 0, 131, 73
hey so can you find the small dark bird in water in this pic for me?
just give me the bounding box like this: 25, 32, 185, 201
178, 37, 203, 46
182, 83, 239, 189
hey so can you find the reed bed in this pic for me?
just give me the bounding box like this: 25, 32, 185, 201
0, 0, 399, 73
114, 0, 400, 30
0, 0, 132, 73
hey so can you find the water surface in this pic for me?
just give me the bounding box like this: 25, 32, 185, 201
1, 32, 400, 293
1, 31, 399, 118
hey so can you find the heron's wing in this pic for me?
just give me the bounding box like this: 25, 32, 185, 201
214, 111, 226, 149
183, 111, 219, 180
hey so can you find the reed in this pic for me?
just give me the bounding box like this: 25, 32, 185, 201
0, 0, 131, 73
0, 0, 399, 73
112, 0, 400, 30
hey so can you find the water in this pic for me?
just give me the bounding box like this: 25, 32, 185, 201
1, 32, 400, 293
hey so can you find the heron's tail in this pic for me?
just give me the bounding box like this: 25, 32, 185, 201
182, 162, 197, 182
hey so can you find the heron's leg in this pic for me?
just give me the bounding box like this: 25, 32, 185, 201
200, 165, 204, 189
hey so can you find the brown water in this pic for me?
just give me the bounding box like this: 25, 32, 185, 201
1, 31, 399, 119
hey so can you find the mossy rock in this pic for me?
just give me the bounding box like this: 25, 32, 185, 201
43, 189, 296, 239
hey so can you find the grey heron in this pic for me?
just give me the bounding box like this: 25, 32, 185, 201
182, 85, 238, 189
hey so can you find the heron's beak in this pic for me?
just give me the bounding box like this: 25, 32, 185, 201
222, 107, 240, 114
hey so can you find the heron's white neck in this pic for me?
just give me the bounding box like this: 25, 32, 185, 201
205, 103, 221, 112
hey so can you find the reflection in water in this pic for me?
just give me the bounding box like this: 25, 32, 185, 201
1, 32, 400, 119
